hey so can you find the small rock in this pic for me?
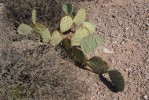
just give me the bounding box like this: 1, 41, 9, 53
112, 41, 118, 44
143, 95, 148, 100
102, 47, 114, 54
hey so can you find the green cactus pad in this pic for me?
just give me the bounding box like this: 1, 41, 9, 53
87, 57, 109, 74
51, 31, 63, 46
61, 38, 71, 50
17, 23, 33, 35
32, 9, 36, 24
108, 70, 125, 92
71, 47, 87, 65
40, 29, 51, 43
34, 23, 51, 42
63, 3, 73, 15
80, 35, 98, 54
83, 22, 96, 33
60, 16, 73, 33
71, 27, 89, 46
94, 35, 103, 46
34, 23, 47, 34
73, 8, 86, 25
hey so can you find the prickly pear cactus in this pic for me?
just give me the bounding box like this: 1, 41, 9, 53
108, 70, 124, 92
83, 22, 95, 33
73, 8, 86, 26
51, 31, 63, 46
80, 35, 98, 54
87, 57, 109, 74
71, 27, 89, 46
17, 23, 33, 35
60, 16, 73, 33
32, 9, 37, 25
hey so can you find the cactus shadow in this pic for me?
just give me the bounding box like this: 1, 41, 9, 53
74, 63, 118, 93
57, 45, 118, 93
99, 74, 118, 93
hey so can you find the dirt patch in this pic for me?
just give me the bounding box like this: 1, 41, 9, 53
0, 0, 149, 100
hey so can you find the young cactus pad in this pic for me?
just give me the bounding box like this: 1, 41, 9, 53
81, 35, 98, 54
32, 9, 36, 25
73, 8, 86, 26
51, 31, 63, 46
17, 23, 33, 35
87, 57, 109, 74
83, 22, 96, 34
71, 27, 89, 46
108, 70, 124, 92
60, 16, 73, 33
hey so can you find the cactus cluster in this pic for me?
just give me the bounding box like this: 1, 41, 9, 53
17, 3, 124, 92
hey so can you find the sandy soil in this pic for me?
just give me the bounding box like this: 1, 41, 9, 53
0, 0, 149, 100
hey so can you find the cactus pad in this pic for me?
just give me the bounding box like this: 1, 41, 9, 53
94, 35, 103, 46
71, 27, 89, 46
71, 47, 87, 65
83, 22, 96, 33
40, 29, 51, 43
51, 31, 63, 46
80, 35, 98, 54
73, 9, 86, 26
17, 23, 33, 35
34, 23, 47, 34
61, 39, 71, 51
63, 3, 73, 15
87, 57, 109, 74
60, 16, 73, 33
32, 9, 36, 24
108, 70, 124, 92
34, 23, 51, 42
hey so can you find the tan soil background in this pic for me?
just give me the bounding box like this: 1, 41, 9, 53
0, 0, 149, 100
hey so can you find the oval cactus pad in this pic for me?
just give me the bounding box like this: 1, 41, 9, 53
17, 23, 33, 35
87, 57, 109, 74
34, 23, 51, 42
60, 16, 73, 33
83, 22, 96, 33
81, 35, 98, 54
34, 23, 47, 34
51, 31, 63, 46
63, 3, 73, 15
71, 27, 89, 46
73, 8, 86, 26
40, 29, 51, 43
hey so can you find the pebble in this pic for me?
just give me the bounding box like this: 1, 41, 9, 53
143, 95, 148, 100
102, 47, 114, 54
